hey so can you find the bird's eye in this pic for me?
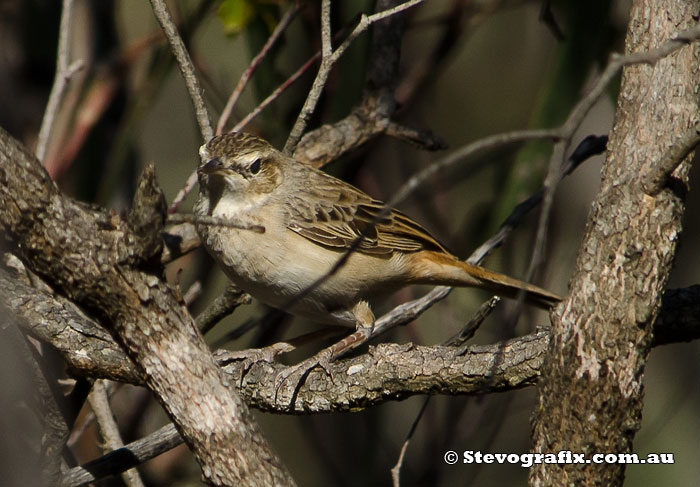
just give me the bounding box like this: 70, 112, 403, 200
250, 158, 262, 175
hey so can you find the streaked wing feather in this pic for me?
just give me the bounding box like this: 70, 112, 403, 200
286, 173, 448, 256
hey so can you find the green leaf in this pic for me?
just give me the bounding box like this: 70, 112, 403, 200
218, 0, 256, 35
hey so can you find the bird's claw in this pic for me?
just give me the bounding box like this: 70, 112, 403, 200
274, 350, 334, 409
214, 342, 295, 385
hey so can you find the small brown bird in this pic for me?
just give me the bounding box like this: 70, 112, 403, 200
194, 132, 561, 336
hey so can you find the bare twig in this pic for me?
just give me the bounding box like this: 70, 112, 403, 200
168, 171, 200, 214
448, 296, 501, 349
468, 135, 607, 265
329, 0, 424, 64
88, 380, 146, 487
642, 120, 700, 195
283, 0, 425, 154
148, 0, 213, 141
216, 2, 302, 135
385, 122, 448, 150
232, 54, 321, 133
526, 23, 700, 289
196, 286, 251, 335
391, 296, 500, 486
282, 0, 333, 154
385, 129, 559, 211
391, 397, 429, 487
167, 213, 265, 233
161, 222, 201, 263
182, 281, 202, 306
36, 0, 84, 162
62, 423, 183, 487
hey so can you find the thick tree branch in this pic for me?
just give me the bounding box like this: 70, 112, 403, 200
0, 128, 294, 486
4, 258, 698, 485
4, 266, 698, 413
530, 3, 700, 486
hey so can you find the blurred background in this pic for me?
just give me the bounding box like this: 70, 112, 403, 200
1, 0, 698, 485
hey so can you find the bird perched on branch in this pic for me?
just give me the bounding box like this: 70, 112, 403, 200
194, 132, 560, 339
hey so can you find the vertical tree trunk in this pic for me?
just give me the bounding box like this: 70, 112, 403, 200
530, 1, 699, 486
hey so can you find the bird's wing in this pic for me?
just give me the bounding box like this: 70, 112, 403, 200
285, 171, 448, 256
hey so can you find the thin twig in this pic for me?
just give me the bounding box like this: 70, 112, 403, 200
62, 423, 183, 487
232, 54, 321, 133
448, 296, 501, 350
148, 0, 213, 141
216, 2, 301, 135
168, 171, 199, 214
282, 0, 333, 154
89, 380, 146, 487
196, 286, 251, 335
167, 213, 265, 233
391, 397, 429, 487
385, 129, 559, 211
36, 0, 84, 162
283, 0, 425, 154
183, 280, 202, 306
468, 135, 608, 265
391, 296, 500, 486
526, 23, 700, 289
329, 0, 424, 64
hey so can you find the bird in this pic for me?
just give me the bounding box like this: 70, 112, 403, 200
194, 132, 561, 339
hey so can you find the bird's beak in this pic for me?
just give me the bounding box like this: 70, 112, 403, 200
198, 157, 225, 175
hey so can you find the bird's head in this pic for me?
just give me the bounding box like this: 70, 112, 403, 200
197, 132, 284, 211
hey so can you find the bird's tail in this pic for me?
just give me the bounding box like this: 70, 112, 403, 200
407, 251, 562, 310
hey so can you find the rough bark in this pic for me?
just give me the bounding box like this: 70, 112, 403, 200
4, 265, 698, 417
530, 1, 699, 486
0, 127, 295, 486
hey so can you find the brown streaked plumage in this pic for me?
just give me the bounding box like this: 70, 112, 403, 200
194, 132, 561, 330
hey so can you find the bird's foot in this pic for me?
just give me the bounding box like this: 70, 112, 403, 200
214, 342, 296, 385
274, 348, 335, 409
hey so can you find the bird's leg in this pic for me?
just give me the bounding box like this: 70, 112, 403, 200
274, 301, 376, 408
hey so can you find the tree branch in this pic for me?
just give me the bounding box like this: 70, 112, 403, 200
4, 265, 698, 413
88, 380, 145, 487
148, 0, 213, 141
284, 0, 425, 154
216, 2, 302, 135
36, 0, 83, 162
530, 3, 700, 485
0, 128, 293, 486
